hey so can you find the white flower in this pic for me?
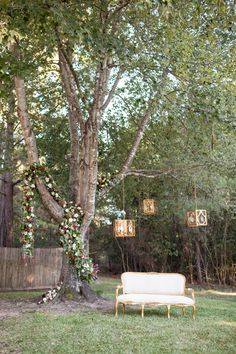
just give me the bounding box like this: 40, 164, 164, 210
28, 224, 32, 228
48, 183, 52, 188
39, 156, 46, 164
45, 177, 50, 183
30, 184, 35, 188
74, 213, 78, 218
69, 218, 73, 223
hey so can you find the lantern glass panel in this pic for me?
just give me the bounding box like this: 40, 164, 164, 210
196, 210, 207, 226
126, 220, 135, 237
114, 220, 126, 237
187, 211, 197, 227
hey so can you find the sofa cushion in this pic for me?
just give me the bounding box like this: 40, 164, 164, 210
118, 294, 194, 306
121, 272, 186, 295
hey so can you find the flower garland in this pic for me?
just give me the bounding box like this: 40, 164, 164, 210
21, 162, 99, 283
59, 204, 99, 282
38, 281, 63, 304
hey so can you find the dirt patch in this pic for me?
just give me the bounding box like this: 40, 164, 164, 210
0, 297, 114, 320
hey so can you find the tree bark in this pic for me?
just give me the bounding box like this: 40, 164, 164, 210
58, 46, 82, 202
195, 237, 203, 284
14, 74, 64, 222
0, 173, 14, 247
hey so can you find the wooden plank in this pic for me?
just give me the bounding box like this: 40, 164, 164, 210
0, 247, 63, 290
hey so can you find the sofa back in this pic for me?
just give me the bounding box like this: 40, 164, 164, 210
121, 272, 186, 295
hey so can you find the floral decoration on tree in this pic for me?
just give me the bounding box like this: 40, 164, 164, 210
59, 203, 99, 282
21, 162, 99, 283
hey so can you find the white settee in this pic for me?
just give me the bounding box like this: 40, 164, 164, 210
115, 272, 195, 319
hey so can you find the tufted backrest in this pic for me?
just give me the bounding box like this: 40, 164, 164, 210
121, 272, 186, 295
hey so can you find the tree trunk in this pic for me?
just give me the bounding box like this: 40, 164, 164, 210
0, 173, 14, 247
58, 254, 101, 302
195, 237, 203, 284
0, 176, 6, 247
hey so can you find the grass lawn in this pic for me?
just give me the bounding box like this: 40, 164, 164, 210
0, 276, 236, 354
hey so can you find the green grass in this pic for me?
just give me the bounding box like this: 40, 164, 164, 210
0, 276, 236, 354
0, 290, 42, 301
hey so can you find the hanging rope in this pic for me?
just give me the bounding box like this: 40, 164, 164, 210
194, 178, 197, 210
122, 175, 125, 218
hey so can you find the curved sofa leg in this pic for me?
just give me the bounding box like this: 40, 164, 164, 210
141, 304, 145, 318
115, 301, 118, 317
192, 305, 196, 320
166, 305, 170, 319
122, 304, 126, 316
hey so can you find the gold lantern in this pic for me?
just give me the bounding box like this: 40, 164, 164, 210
142, 199, 157, 215
186, 210, 208, 228
114, 219, 136, 237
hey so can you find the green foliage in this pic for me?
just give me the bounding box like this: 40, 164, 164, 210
0, 1, 235, 281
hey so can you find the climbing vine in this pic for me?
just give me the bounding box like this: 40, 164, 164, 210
21, 162, 99, 283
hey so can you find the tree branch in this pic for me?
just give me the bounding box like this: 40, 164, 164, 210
90, 57, 112, 127
119, 70, 169, 175
58, 47, 82, 201
110, 1, 132, 16
57, 35, 87, 107
12, 42, 64, 222
58, 46, 85, 130
101, 67, 123, 112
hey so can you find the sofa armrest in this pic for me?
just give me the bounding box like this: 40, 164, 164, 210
116, 285, 123, 299
186, 287, 195, 300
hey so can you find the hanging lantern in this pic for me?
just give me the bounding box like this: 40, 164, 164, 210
114, 219, 136, 237
142, 199, 157, 215
186, 210, 208, 228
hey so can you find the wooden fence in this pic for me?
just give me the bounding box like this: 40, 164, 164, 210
0, 247, 63, 290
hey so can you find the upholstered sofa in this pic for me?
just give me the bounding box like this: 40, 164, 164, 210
115, 272, 195, 319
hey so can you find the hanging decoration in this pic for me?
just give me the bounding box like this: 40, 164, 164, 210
114, 219, 136, 237
21, 162, 99, 283
186, 181, 208, 228
114, 176, 136, 237
142, 198, 157, 215
186, 210, 208, 227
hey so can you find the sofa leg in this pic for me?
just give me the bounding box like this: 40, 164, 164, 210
192, 305, 196, 320
141, 305, 144, 318
122, 304, 125, 316
115, 301, 118, 317
182, 307, 186, 315
166, 305, 170, 319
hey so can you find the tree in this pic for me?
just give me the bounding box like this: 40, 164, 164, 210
1, 0, 235, 296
